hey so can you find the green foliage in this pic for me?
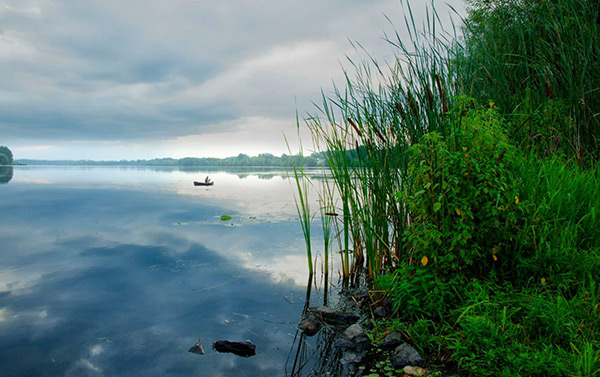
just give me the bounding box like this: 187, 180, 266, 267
300, 0, 460, 283
294, 0, 600, 374
0, 146, 12, 164
219, 215, 232, 221
515, 157, 600, 287
442, 281, 600, 377
378, 264, 460, 321
380, 104, 600, 375
400, 99, 523, 279
459, 0, 600, 163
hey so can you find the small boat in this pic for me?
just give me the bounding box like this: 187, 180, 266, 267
194, 181, 214, 186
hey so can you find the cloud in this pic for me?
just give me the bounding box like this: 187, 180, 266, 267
0, 0, 465, 159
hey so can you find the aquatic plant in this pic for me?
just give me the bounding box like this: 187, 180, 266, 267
299, 0, 460, 285
457, 0, 600, 164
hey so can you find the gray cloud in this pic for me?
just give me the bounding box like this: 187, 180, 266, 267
0, 0, 465, 158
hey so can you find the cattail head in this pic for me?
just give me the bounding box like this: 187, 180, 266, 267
347, 118, 362, 138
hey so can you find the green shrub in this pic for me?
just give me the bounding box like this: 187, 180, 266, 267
400, 98, 524, 280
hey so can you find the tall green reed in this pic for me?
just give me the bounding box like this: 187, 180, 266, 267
458, 0, 600, 164
300, 1, 461, 285
287, 129, 314, 276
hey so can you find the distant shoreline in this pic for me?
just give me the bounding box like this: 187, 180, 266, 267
15, 153, 328, 168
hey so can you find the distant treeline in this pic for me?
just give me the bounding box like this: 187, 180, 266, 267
16, 152, 345, 167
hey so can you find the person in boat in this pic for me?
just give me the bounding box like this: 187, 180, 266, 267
204, 176, 211, 184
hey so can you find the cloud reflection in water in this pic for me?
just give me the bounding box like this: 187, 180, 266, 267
0, 167, 327, 377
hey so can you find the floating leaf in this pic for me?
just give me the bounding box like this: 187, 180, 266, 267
421, 256, 429, 266
220, 215, 232, 221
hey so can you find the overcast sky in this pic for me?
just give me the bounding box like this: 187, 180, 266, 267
1, 0, 465, 160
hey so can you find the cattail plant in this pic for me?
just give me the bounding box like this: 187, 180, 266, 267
298, 1, 461, 286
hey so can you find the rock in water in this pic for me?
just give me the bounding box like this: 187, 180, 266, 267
341, 350, 367, 365
213, 340, 256, 357
188, 340, 205, 355
391, 343, 422, 369
333, 324, 371, 366
310, 306, 360, 326
298, 313, 322, 336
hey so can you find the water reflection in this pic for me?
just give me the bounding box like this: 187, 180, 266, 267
285, 276, 343, 377
0, 166, 331, 377
0, 166, 13, 184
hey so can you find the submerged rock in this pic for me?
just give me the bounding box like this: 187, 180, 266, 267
212, 340, 256, 357
188, 340, 205, 355
391, 343, 422, 369
298, 313, 322, 336
341, 350, 367, 365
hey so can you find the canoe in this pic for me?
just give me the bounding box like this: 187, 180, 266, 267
194, 181, 214, 186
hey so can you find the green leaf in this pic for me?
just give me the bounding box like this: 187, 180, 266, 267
433, 202, 442, 212
220, 215, 232, 221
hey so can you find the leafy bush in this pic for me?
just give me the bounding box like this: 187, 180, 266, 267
0, 146, 12, 164
400, 98, 524, 280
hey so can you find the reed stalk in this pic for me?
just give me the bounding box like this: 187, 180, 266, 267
299, 1, 459, 284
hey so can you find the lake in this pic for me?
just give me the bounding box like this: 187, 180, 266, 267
0, 166, 333, 377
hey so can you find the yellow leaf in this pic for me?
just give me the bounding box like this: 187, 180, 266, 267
455, 208, 462, 216
493, 255, 498, 261
515, 196, 519, 204
421, 256, 428, 266
541, 277, 546, 285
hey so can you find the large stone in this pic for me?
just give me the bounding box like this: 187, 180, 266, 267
310, 306, 359, 326
298, 313, 322, 336
333, 324, 370, 353
379, 331, 404, 351
341, 350, 367, 365
391, 343, 422, 369
373, 306, 386, 318
403, 366, 430, 376
212, 340, 256, 357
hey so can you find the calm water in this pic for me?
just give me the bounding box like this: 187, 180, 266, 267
0, 166, 329, 377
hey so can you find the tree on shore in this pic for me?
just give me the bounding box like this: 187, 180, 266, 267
0, 146, 13, 165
